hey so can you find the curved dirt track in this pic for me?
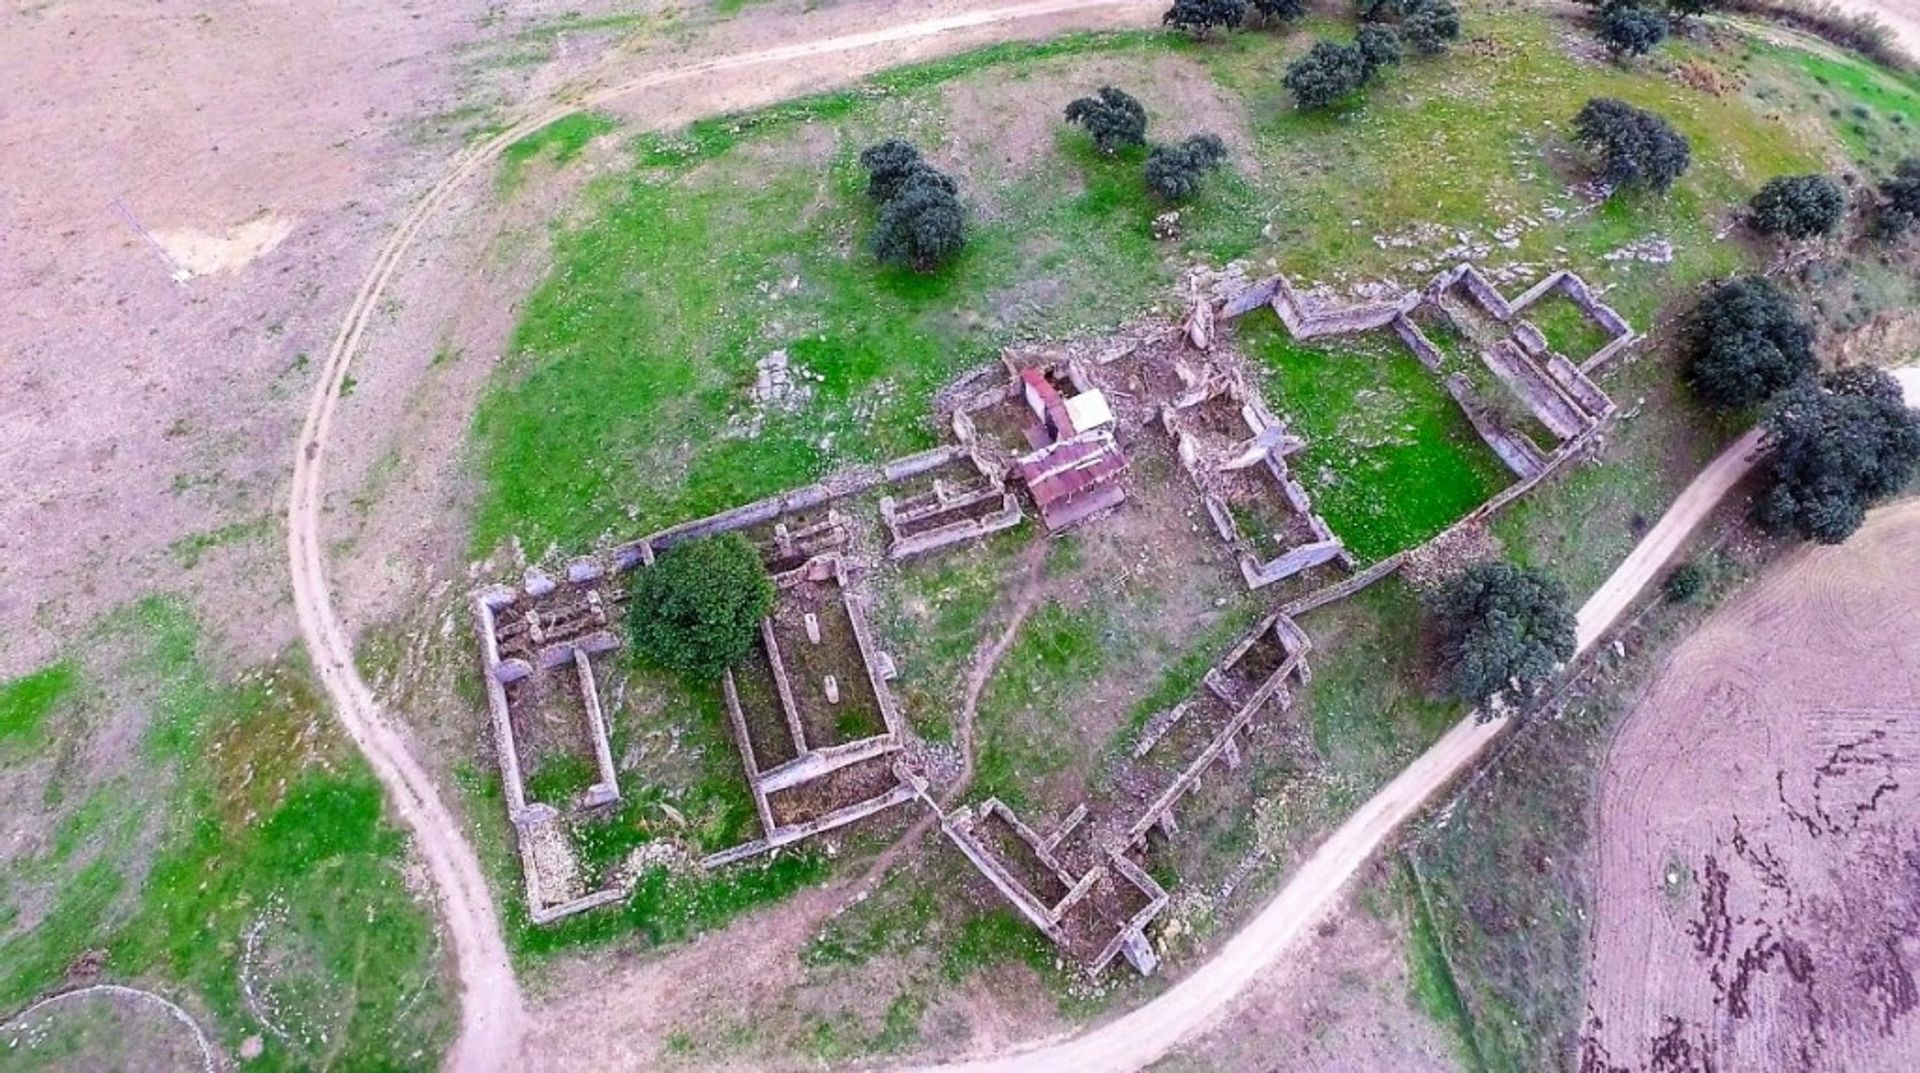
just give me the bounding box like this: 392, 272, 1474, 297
916, 429, 1770, 1073
285, 3, 1161, 1070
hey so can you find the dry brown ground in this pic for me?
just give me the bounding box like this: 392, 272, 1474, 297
1152, 894, 1456, 1073
1583, 499, 1920, 1073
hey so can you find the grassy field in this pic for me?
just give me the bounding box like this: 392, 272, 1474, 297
0, 599, 451, 1070
1238, 319, 1513, 562
468, 10, 1837, 559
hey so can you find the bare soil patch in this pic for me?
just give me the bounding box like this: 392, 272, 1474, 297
1151, 894, 1457, 1073
1583, 500, 1920, 1072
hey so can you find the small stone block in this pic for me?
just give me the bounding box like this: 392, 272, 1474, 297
804, 613, 821, 644
566, 559, 602, 584
823, 674, 840, 705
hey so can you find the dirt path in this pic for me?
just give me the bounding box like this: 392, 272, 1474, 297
284, 4, 1162, 1071
909, 428, 1772, 1072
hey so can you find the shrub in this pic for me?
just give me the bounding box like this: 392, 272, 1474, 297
628, 534, 776, 681
1756, 368, 1920, 544
1145, 132, 1230, 201
1598, 1, 1670, 57
1749, 174, 1846, 238
859, 139, 925, 202
1355, 0, 1407, 19
1251, 0, 1309, 22
859, 140, 966, 270
1572, 97, 1692, 194
1663, 560, 1708, 602
1403, 0, 1464, 54
1874, 157, 1920, 238
1356, 24, 1406, 75
1684, 276, 1815, 409
1163, 0, 1248, 36
1667, 0, 1727, 20
872, 176, 968, 270
1285, 39, 1371, 109
1065, 86, 1149, 155
1428, 561, 1578, 708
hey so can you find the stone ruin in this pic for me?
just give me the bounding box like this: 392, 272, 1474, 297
1161, 365, 1353, 589
703, 553, 918, 868
473, 561, 629, 923
1216, 263, 1629, 484
466, 260, 1635, 968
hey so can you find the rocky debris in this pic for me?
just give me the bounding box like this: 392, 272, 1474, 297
1602, 236, 1675, 265
1152, 210, 1182, 240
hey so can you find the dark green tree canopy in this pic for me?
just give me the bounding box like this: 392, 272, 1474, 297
1285, 39, 1371, 109
1597, 1, 1669, 57
1145, 132, 1229, 201
859, 139, 926, 202
1757, 368, 1920, 544
1163, 0, 1248, 36
1684, 276, 1815, 409
1355, 24, 1405, 76
1355, 0, 1407, 20
1572, 97, 1692, 194
1065, 86, 1150, 155
1750, 174, 1846, 238
1251, 0, 1309, 22
1428, 561, 1578, 708
872, 178, 968, 270
860, 140, 967, 271
1402, 0, 1463, 55
628, 533, 776, 681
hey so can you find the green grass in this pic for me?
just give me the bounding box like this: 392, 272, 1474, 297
0, 599, 450, 1070
1523, 293, 1615, 363
0, 662, 76, 746
468, 11, 1823, 562
497, 112, 617, 193
971, 600, 1108, 808
1750, 37, 1920, 164
1402, 860, 1488, 1073
526, 752, 598, 805
166, 515, 271, 569
1240, 320, 1511, 563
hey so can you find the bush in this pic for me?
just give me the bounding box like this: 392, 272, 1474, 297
628, 534, 776, 681
1145, 132, 1230, 201
1874, 157, 1920, 238
1163, 0, 1248, 35
1356, 24, 1405, 75
1428, 562, 1578, 708
1285, 39, 1371, 109
1355, 0, 1407, 19
1572, 97, 1692, 194
1667, 0, 1724, 20
1684, 276, 1815, 409
872, 176, 968, 270
860, 140, 966, 270
1251, 0, 1309, 21
859, 139, 926, 202
1750, 174, 1846, 238
1598, 2, 1670, 58
1663, 560, 1708, 602
1403, 0, 1464, 54
1756, 368, 1920, 544
1065, 86, 1149, 155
